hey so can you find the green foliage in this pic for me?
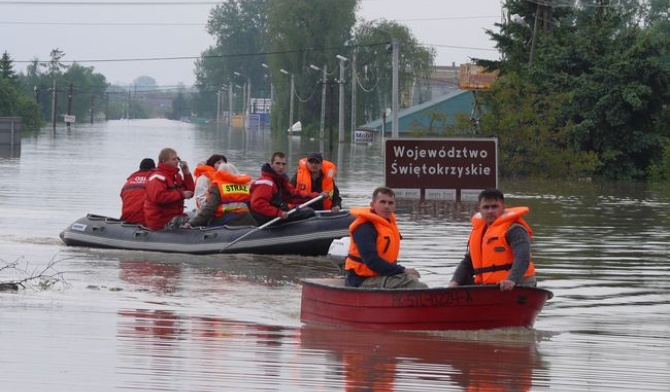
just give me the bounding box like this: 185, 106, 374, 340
481, 1, 670, 180
13, 50, 109, 123
0, 51, 16, 81
0, 51, 39, 127
352, 20, 435, 128
266, 0, 358, 134
480, 72, 599, 178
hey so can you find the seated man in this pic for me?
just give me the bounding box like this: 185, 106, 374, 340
143, 148, 195, 230
290, 152, 342, 213
120, 158, 155, 226
250, 151, 328, 225
183, 163, 256, 228
449, 188, 537, 291
193, 153, 227, 211
345, 186, 427, 289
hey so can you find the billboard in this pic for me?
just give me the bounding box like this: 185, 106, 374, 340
458, 64, 499, 91
385, 138, 498, 201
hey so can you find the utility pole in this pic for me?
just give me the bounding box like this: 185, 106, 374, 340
51, 80, 57, 131
228, 80, 233, 127
309, 63, 328, 140
280, 69, 294, 131
336, 55, 349, 143
350, 52, 357, 143
66, 83, 73, 130
391, 38, 400, 138
328, 80, 336, 153
90, 94, 95, 124
216, 90, 221, 123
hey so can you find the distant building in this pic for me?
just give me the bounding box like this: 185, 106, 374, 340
409, 63, 460, 106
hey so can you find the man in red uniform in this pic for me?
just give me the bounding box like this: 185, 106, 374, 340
250, 151, 328, 225
344, 186, 427, 289
120, 158, 155, 226
449, 188, 537, 291
143, 148, 195, 230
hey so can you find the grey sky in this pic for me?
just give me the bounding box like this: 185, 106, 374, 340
0, 0, 502, 86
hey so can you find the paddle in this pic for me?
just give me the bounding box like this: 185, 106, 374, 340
222, 194, 324, 250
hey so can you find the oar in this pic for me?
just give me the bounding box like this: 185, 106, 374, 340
222, 194, 324, 251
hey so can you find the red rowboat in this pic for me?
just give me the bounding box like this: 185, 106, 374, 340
300, 278, 553, 331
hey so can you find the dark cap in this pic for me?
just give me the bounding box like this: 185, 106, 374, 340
307, 152, 323, 163
139, 158, 156, 171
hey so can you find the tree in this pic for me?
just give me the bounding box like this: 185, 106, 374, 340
352, 20, 435, 126
48, 48, 67, 77
0, 51, 16, 81
478, 0, 670, 179
194, 0, 271, 119
0, 78, 42, 130
134, 76, 158, 88
266, 0, 358, 134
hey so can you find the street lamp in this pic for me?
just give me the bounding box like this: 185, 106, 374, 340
391, 38, 399, 138
336, 55, 349, 143
233, 71, 251, 117
309, 63, 327, 139
280, 68, 294, 132
261, 63, 274, 117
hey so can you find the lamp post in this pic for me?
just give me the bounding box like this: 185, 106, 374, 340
280, 68, 294, 132
261, 63, 274, 121
391, 38, 399, 138
309, 63, 327, 140
233, 71, 251, 116
336, 55, 348, 143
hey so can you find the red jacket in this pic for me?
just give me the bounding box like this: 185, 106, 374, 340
120, 168, 153, 225
250, 163, 317, 218
143, 162, 195, 230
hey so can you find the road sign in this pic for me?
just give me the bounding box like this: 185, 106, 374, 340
64, 114, 76, 123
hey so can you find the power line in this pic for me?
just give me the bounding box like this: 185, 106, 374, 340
12, 42, 390, 64
0, 20, 204, 26
0, 1, 219, 5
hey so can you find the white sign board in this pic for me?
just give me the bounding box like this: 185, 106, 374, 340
63, 114, 76, 123
354, 129, 374, 143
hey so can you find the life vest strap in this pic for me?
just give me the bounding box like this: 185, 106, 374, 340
473, 263, 513, 275
346, 254, 363, 263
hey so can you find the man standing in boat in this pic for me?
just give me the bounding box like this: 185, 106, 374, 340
290, 152, 342, 213
344, 186, 427, 289
250, 151, 329, 225
449, 188, 537, 291
144, 148, 195, 230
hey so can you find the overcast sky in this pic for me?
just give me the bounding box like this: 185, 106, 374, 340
0, 0, 503, 87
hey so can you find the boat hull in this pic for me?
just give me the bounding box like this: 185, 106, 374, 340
300, 278, 553, 331
60, 212, 354, 256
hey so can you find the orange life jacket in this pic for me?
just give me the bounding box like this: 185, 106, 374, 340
344, 208, 400, 277
295, 157, 336, 209
209, 170, 252, 218
194, 164, 217, 209
468, 206, 536, 284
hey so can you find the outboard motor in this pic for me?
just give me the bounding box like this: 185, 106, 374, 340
327, 236, 350, 274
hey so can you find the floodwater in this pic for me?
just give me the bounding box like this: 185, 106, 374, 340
1, 119, 669, 391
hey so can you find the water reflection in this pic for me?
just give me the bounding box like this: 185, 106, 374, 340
301, 327, 547, 391
119, 260, 182, 294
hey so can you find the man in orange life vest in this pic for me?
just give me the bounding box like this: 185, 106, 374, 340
344, 186, 427, 289
449, 188, 537, 291
183, 163, 256, 228
120, 158, 155, 226
290, 152, 342, 213
250, 151, 329, 225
